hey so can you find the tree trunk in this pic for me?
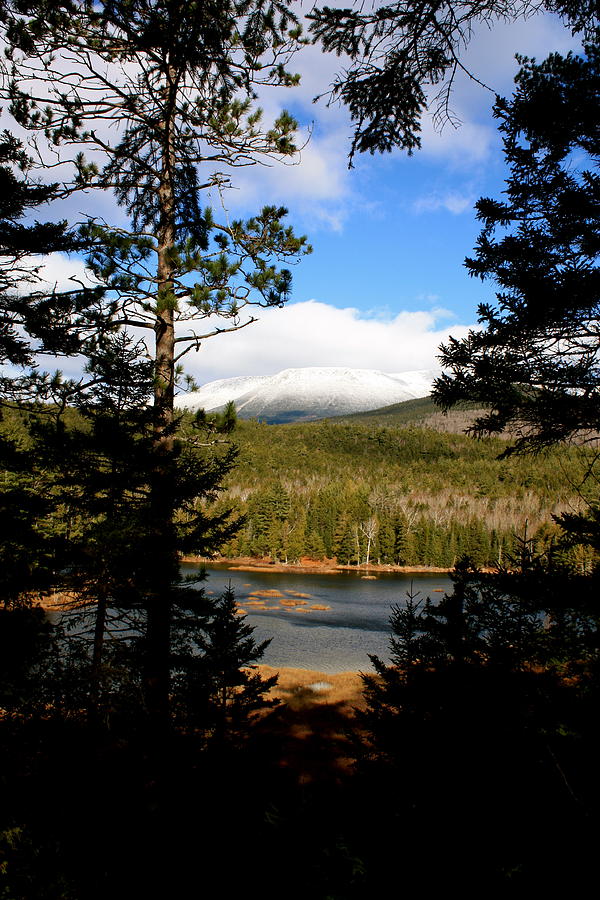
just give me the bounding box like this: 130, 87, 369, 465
144, 63, 178, 733
89, 587, 108, 726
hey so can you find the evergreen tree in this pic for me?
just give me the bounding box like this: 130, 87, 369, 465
432, 43, 600, 565
393, 514, 413, 565
0, 126, 110, 711
463, 519, 490, 567
284, 507, 306, 563
308, 486, 341, 556
356, 558, 600, 887
305, 529, 326, 560
433, 46, 600, 453
39, 332, 160, 720
0, 599, 57, 714
0, 123, 102, 602
248, 484, 291, 557
309, 1, 597, 162
0, 410, 62, 606
0, 131, 87, 380
1, 0, 311, 727
377, 514, 396, 564
7, 332, 239, 725
172, 584, 278, 746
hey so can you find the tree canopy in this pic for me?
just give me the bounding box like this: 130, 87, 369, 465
0, 0, 311, 728
432, 45, 600, 453
0, 131, 107, 403
309, 0, 599, 162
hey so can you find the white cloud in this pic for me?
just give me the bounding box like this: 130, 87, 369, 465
181, 299, 475, 384
419, 113, 497, 165
228, 126, 349, 198
413, 190, 477, 215
221, 123, 354, 232
13, 253, 99, 293
411, 10, 584, 166
429, 306, 455, 320
461, 11, 583, 95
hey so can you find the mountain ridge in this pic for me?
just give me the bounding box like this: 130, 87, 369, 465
178, 366, 439, 423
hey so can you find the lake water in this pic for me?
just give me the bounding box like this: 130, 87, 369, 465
182, 563, 453, 673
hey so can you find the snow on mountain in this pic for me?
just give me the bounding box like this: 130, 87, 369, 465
387, 370, 440, 398
180, 373, 269, 412
178, 366, 438, 423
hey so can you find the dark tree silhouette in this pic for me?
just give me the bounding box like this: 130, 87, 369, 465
433, 46, 600, 454
310, 0, 598, 163
1, 0, 311, 727
172, 584, 278, 746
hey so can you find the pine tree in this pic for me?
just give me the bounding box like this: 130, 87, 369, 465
172, 584, 278, 746
309, 1, 597, 163
333, 513, 355, 564
377, 514, 396, 564
309, 486, 341, 557
39, 332, 159, 719
433, 46, 600, 453
285, 508, 307, 563
0, 131, 87, 380
354, 558, 600, 888
1, 0, 311, 727
0, 126, 113, 709
432, 43, 600, 563
305, 529, 326, 560
393, 514, 413, 565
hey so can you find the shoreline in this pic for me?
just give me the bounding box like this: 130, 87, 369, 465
36, 557, 455, 612
181, 554, 454, 576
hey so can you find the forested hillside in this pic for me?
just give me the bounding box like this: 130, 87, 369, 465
4, 401, 594, 572
333, 395, 499, 434
1, 3, 598, 896
195, 415, 596, 570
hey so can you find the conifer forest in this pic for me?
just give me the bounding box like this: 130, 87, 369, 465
1, 2, 599, 897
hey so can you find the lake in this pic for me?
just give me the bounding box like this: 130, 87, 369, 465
182, 563, 453, 673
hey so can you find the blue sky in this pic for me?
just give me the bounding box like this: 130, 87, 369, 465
182, 6, 583, 383
20, 4, 583, 385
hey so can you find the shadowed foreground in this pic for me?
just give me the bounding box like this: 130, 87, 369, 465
254, 666, 366, 783
2, 659, 598, 899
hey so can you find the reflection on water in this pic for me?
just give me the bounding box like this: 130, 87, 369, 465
182, 564, 452, 673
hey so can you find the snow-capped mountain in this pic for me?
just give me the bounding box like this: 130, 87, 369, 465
178, 366, 439, 423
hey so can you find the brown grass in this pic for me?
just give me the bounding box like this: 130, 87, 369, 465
256, 666, 366, 713
252, 666, 369, 783
237, 594, 333, 614
34, 591, 84, 611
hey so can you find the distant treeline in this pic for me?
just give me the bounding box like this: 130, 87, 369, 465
197, 418, 597, 571
3, 406, 594, 572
